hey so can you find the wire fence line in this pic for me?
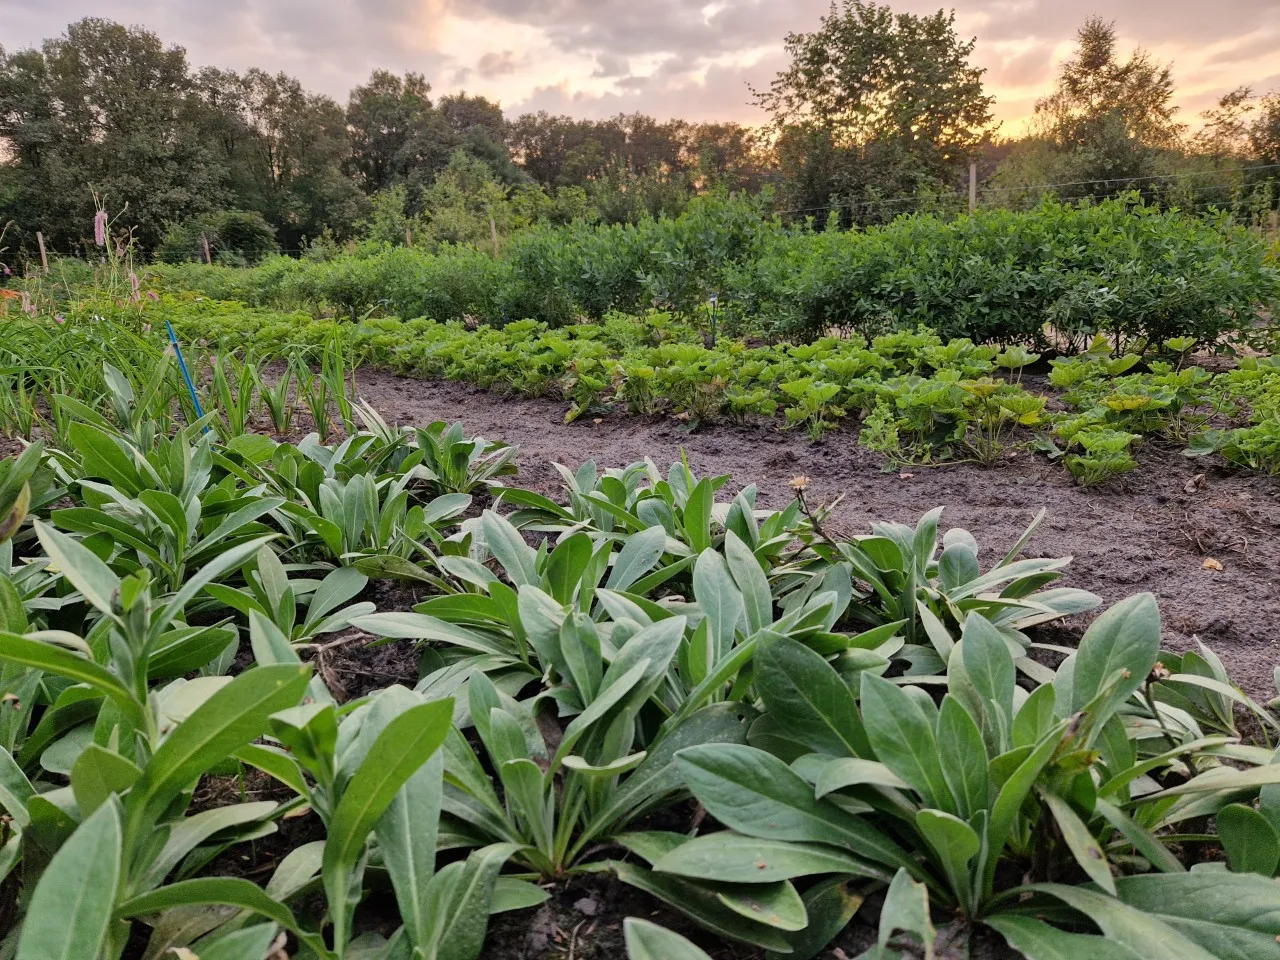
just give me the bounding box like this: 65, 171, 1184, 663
13, 163, 1280, 265
771, 162, 1280, 226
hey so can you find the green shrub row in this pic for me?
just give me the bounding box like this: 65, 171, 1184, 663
142, 193, 1280, 349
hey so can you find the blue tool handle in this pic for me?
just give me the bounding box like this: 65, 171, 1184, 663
164, 319, 210, 433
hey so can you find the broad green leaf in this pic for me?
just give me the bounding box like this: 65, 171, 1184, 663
376, 749, 444, 950
985, 916, 1142, 960
693, 548, 744, 663
1029, 883, 1217, 960
717, 881, 807, 931
675, 744, 914, 874
33, 518, 120, 619
143, 801, 280, 890
624, 918, 713, 960
876, 868, 934, 960
614, 830, 689, 864
810, 757, 910, 799
323, 698, 454, 948
654, 832, 884, 883
17, 799, 121, 960
935, 696, 989, 818
544, 532, 592, 603
482, 511, 537, 586
429, 842, 523, 960
127, 665, 311, 833
559, 612, 603, 704
1217, 803, 1280, 876
914, 809, 979, 910
948, 613, 1015, 756
756, 635, 871, 759
188, 925, 282, 960
490, 876, 550, 914
116, 877, 330, 959
235, 744, 309, 796
1041, 791, 1115, 894
860, 673, 950, 810
1068, 593, 1160, 722
0, 745, 34, 827
682, 479, 714, 553
70, 744, 142, 815
0, 632, 145, 729
562, 752, 647, 777
764, 877, 864, 960
612, 860, 790, 952
725, 530, 772, 634
1109, 872, 1280, 960
606, 526, 667, 592
1144, 764, 1280, 799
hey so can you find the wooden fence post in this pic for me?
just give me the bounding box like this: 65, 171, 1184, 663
202, 235, 213, 265
968, 162, 977, 214
36, 232, 49, 273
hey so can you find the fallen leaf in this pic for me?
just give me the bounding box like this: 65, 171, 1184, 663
1185, 474, 1206, 494
1203, 558, 1224, 571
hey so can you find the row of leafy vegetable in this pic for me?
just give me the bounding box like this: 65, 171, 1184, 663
144, 298, 1280, 479
2, 367, 1280, 960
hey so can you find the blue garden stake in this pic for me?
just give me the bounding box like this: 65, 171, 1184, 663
164, 318, 210, 433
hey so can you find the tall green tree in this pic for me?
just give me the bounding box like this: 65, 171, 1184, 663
754, 0, 994, 222
0, 18, 227, 251
1024, 16, 1183, 191
346, 70, 450, 193
200, 68, 366, 249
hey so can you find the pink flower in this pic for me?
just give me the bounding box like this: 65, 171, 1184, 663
54, 314, 66, 325
147, 290, 160, 302
21, 291, 35, 318
129, 272, 140, 302
94, 210, 108, 247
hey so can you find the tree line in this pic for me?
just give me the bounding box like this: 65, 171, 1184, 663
0, 6, 1276, 266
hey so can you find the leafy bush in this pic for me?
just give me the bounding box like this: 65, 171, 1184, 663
155, 210, 279, 266
151, 192, 1279, 346
727, 195, 1280, 346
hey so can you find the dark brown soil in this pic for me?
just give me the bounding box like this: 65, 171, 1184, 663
351, 369, 1280, 699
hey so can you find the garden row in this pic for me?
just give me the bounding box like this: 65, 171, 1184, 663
60, 192, 1278, 347
128, 298, 1280, 480
2, 347, 1280, 960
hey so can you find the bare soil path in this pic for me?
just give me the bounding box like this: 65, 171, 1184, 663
354, 368, 1280, 698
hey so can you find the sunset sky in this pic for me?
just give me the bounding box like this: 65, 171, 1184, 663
3, 0, 1278, 134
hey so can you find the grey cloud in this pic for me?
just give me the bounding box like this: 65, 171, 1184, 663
3, 0, 1277, 124
510, 51, 785, 122
592, 53, 629, 78
0, 0, 448, 100
477, 50, 523, 77
989, 43, 1055, 88
1205, 31, 1279, 65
